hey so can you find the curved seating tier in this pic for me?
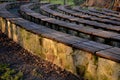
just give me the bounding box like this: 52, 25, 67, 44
0, 2, 120, 80
102, 8, 120, 15
58, 5, 120, 24
39, 4, 120, 33
72, 6, 120, 22
88, 8, 120, 18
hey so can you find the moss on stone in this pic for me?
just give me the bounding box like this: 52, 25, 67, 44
94, 56, 98, 65
84, 71, 96, 80
0, 64, 23, 80
76, 66, 85, 76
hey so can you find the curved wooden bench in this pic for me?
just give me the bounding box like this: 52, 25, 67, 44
0, 0, 16, 2
72, 6, 120, 23
58, 5, 120, 23
102, 8, 120, 15
88, 8, 120, 18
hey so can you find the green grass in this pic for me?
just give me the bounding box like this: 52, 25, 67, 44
0, 64, 23, 80
41, 0, 74, 5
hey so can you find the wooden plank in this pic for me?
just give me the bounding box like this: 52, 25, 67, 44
96, 47, 120, 63
73, 41, 112, 53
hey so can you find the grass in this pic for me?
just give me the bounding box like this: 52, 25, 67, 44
0, 64, 23, 80
41, 0, 74, 5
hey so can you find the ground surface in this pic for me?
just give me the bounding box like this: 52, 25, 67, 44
0, 31, 82, 80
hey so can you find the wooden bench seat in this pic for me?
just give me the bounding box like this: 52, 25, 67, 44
73, 41, 112, 53
72, 6, 120, 23
102, 8, 119, 15
96, 47, 120, 63
88, 8, 120, 18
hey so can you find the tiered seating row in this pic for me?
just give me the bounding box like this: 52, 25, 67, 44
102, 8, 120, 15
39, 4, 120, 33
88, 8, 120, 18
0, 0, 16, 2
57, 5, 120, 25
72, 6, 120, 22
